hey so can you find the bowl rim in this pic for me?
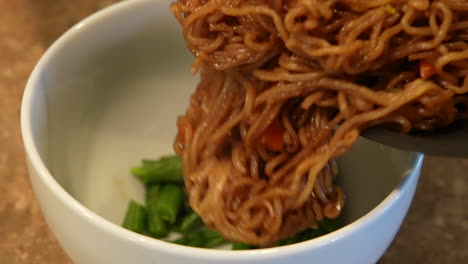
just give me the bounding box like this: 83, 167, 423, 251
20, 0, 424, 260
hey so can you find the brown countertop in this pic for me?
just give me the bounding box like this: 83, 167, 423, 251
0, 1, 466, 263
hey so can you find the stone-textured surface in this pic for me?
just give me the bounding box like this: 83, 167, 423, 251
0, 1, 466, 263
0, 1, 117, 263
381, 157, 468, 263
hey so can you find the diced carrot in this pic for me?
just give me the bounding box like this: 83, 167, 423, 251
420, 60, 436, 79
178, 122, 187, 139
261, 119, 285, 151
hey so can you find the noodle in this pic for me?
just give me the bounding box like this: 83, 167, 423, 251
171, 0, 468, 246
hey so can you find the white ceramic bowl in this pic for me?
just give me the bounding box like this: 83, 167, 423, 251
21, 0, 424, 263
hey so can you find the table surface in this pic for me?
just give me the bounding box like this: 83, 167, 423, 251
0, 1, 466, 263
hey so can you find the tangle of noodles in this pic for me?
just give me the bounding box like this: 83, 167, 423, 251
170, 0, 468, 246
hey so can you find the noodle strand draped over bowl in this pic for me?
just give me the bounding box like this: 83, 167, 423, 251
171, 0, 468, 246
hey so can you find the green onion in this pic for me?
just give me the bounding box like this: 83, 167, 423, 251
173, 230, 226, 248
319, 218, 343, 233
203, 231, 226, 248
179, 212, 203, 233
122, 200, 147, 234
123, 157, 346, 249
131, 155, 183, 184
157, 184, 183, 224
297, 228, 323, 242
173, 236, 189, 245
146, 185, 168, 238
277, 236, 298, 246
186, 237, 206, 247
205, 236, 226, 248
146, 184, 161, 204
174, 230, 205, 246
232, 242, 256, 250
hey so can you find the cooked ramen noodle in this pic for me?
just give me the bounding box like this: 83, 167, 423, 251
171, 0, 468, 246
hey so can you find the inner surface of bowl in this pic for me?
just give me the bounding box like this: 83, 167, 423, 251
35, 2, 417, 228
43, 7, 196, 224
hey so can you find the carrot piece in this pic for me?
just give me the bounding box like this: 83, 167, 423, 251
420, 60, 436, 79
261, 119, 285, 151
178, 122, 187, 139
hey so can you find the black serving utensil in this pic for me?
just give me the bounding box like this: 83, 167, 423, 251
361, 120, 468, 157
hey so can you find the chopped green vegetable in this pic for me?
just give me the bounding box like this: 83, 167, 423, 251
203, 230, 223, 240
232, 242, 256, 250
146, 185, 168, 238
179, 212, 203, 233
173, 229, 226, 248
123, 157, 345, 249
319, 217, 344, 233
157, 184, 183, 224
277, 236, 299, 246
122, 200, 147, 234
204, 233, 226, 248
146, 184, 161, 204
173, 230, 205, 246
173, 236, 189, 245
131, 155, 183, 184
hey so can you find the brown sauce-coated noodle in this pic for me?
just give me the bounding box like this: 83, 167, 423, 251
171, 0, 468, 246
